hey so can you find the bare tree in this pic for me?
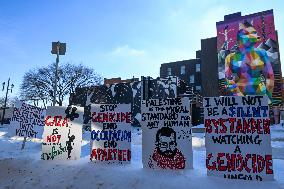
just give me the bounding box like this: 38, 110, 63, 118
20, 63, 102, 107
0, 96, 18, 107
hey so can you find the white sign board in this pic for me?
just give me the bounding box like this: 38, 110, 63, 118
142, 97, 192, 170
9, 101, 45, 138
204, 96, 274, 181
41, 106, 83, 160
90, 104, 131, 164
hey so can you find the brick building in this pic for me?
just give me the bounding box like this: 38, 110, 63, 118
160, 37, 218, 98
104, 77, 139, 85
160, 10, 282, 102
160, 51, 202, 94
160, 9, 282, 124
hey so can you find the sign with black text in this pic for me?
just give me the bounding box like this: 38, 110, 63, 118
142, 97, 192, 170
9, 101, 45, 139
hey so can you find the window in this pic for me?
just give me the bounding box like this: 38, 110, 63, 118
196, 85, 201, 91
167, 68, 172, 76
196, 64, 200, 72
190, 75, 194, 84
180, 66, 185, 75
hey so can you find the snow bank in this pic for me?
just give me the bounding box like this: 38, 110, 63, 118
0, 125, 283, 189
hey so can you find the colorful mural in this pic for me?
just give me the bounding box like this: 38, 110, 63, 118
217, 10, 282, 107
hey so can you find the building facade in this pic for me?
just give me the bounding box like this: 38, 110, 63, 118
160, 9, 282, 123
160, 51, 202, 94
160, 9, 282, 101
104, 77, 139, 85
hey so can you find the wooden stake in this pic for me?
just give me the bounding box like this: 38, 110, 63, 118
21, 137, 27, 150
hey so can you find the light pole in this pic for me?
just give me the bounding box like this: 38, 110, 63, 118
51, 41, 66, 106
1, 78, 14, 125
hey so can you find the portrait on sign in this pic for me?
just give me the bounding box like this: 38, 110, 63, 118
141, 97, 192, 170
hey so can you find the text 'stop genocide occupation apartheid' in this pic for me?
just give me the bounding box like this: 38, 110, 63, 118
90, 104, 132, 163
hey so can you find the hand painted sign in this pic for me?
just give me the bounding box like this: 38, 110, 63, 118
90, 104, 131, 163
41, 106, 83, 160
9, 101, 45, 138
204, 96, 274, 181
141, 97, 192, 170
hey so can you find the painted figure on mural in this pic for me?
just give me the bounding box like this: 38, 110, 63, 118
225, 20, 274, 102
219, 25, 234, 51
148, 127, 185, 169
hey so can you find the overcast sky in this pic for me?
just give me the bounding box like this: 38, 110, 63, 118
0, 0, 283, 98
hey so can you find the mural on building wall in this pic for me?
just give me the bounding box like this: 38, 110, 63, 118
69, 77, 178, 127
217, 10, 282, 107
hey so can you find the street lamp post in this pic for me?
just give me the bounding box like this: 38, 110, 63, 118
1, 78, 14, 125
51, 41, 66, 106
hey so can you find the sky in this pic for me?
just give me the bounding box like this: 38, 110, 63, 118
0, 0, 284, 99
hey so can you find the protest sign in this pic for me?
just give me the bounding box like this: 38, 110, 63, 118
204, 96, 274, 181
141, 97, 192, 170
41, 106, 83, 160
90, 104, 132, 163
9, 101, 45, 139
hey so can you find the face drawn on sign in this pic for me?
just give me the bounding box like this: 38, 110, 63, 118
141, 97, 192, 170
90, 104, 132, 164
148, 127, 185, 169
203, 96, 274, 181
9, 101, 45, 139
41, 106, 83, 160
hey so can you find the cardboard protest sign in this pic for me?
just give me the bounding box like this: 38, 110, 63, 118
90, 104, 131, 163
9, 101, 45, 138
141, 97, 192, 170
204, 96, 274, 181
41, 106, 83, 160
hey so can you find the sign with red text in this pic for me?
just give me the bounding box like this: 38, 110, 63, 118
204, 96, 274, 181
141, 97, 192, 170
9, 101, 45, 138
41, 106, 83, 160
90, 104, 131, 164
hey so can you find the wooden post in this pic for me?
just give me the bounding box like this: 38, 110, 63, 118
21, 137, 27, 150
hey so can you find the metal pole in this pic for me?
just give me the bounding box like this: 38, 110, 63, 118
53, 42, 60, 106
1, 78, 10, 125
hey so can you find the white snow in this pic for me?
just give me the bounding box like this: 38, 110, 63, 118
0, 125, 283, 189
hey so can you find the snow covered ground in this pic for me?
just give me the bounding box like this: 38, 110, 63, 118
0, 125, 283, 189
